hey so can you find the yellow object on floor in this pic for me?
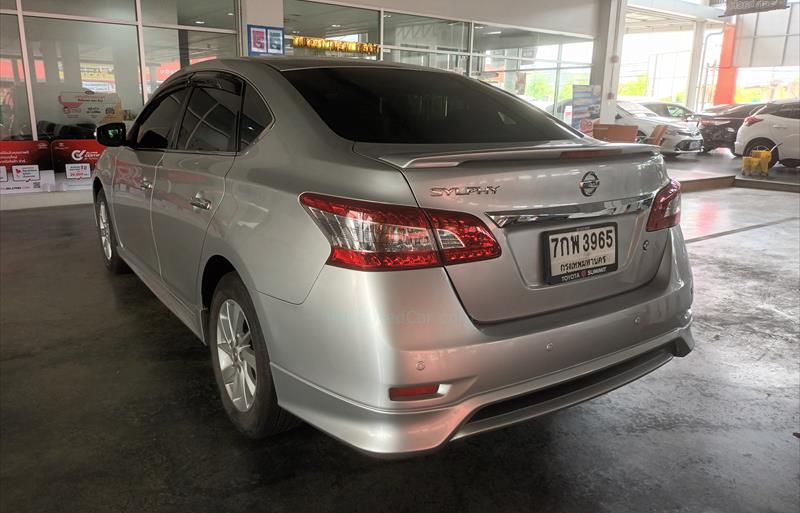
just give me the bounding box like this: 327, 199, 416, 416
742, 150, 771, 177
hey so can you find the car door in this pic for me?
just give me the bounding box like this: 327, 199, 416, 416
769, 102, 800, 159
111, 84, 189, 276
150, 72, 243, 309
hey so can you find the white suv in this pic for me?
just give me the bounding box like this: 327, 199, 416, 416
734, 99, 800, 168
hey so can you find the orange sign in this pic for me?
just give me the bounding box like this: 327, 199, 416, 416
292, 36, 379, 56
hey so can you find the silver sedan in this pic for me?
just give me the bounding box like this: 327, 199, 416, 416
92, 57, 694, 457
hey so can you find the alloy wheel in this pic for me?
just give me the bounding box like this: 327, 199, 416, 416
216, 299, 257, 412
98, 201, 113, 261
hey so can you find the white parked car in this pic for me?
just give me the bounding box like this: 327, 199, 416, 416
638, 101, 698, 121
734, 99, 800, 168
615, 101, 703, 155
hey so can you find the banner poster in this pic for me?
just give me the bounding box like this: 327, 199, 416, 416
249, 25, 284, 56
0, 140, 55, 194
51, 139, 105, 190
571, 84, 602, 136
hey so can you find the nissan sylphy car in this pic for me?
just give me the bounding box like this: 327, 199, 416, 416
92, 57, 694, 456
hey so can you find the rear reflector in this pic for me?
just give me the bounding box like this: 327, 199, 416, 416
389, 384, 440, 401
646, 179, 681, 232
300, 193, 501, 271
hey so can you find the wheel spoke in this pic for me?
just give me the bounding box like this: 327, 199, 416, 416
240, 347, 256, 368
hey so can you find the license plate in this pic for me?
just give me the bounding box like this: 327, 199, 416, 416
543, 223, 618, 285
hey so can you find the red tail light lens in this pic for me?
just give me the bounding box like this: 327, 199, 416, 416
299, 193, 440, 271
389, 384, 440, 401
743, 116, 762, 126
646, 179, 681, 232
299, 193, 501, 271
426, 209, 502, 264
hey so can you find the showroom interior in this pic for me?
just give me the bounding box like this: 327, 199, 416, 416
0, 0, 798, 511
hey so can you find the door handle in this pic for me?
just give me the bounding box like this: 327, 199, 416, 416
139, 179, 153, 190
773, 124, 787, 129
190, 194, 212, 210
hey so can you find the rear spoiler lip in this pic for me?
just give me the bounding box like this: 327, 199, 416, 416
377, 143, 661, 169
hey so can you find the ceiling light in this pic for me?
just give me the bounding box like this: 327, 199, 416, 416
292, 30, 300, 34
195, 20, 205, 24
383, 14, 392, 17
475, 25, 484, 29
331, 24, 341, 28
485, 30, 502, 35
226, 12, 234, 16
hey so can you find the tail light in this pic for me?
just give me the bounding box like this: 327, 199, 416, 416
646, 179, 681, 232
300, 193, 501, 271
743, 116, 763, 126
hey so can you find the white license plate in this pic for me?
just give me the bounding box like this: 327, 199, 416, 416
543, 223, 618, 284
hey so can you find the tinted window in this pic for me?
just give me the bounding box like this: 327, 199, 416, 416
775, 104, 800, 119
239, 86, 272, 150
135, 87, 188, 149
666, 105, 686, 118
177, 77, 241, 152
618, 101, 658, 118
283, 68, 579, 144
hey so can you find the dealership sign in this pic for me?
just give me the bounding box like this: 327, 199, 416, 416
292, 36, 380, 56
722, 0, 787, 16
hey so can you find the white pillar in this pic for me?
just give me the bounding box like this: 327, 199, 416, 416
685, 21, 705, 110
591, 0, 627, 124
240, 0, 284, 55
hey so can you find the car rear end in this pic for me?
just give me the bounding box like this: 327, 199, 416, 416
262, 64, 694, 456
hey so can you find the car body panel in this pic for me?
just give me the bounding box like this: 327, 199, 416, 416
93, 57, 695, 456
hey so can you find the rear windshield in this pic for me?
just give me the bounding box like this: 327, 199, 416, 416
282, 67, 580, 144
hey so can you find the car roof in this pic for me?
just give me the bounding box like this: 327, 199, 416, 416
766, 98, 799, 105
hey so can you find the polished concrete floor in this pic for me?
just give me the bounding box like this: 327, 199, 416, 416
1, 188, 798, 513
666, 150, 800, 187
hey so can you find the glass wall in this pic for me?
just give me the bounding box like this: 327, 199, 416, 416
283, 0, 594, 109
0, 0, 238, 144
283, 0, 379, 59
0, 0, 237, 194
0, 14, 32, 140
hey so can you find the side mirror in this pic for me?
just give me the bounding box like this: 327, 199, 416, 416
96, 122, 126, 147
615, 114, 622, 121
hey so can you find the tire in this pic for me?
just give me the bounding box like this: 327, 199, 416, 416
209, 272, 298, 438
779, 159, 800, 169
94, 188, 129, 274
745, 138, 778, 168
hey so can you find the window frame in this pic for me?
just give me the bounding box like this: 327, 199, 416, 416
774, 103, 800, 120
127, 78, 191, 151
169, 71, 244, 155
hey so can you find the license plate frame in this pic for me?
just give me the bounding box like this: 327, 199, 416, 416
542, 223, 619, 285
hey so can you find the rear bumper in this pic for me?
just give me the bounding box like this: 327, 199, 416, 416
256, 227, 694, 456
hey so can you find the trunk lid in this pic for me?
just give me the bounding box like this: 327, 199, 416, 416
355, 140, 671, 323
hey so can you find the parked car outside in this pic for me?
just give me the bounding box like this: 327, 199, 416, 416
92, 57, 694, 457
615, 101, 703, 155
734, 99, 800, 168
638, 101, 698, 121
698, 103, 765, 153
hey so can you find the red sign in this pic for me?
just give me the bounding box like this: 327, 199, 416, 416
51, 139, 106, 175
0, 140, 52, 169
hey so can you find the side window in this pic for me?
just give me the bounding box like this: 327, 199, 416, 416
775, 104, 800, 120
134, 87, 188, 149
239, 85, 273, 150
176, 75, 241, 152
666, 105, 684, 118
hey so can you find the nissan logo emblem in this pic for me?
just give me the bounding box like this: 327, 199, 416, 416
579, 171, 600, 197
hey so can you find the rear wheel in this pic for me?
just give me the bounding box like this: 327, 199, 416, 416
209, 272, 298, 438
94, 189, 128, 274
745, 138, 778, 168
